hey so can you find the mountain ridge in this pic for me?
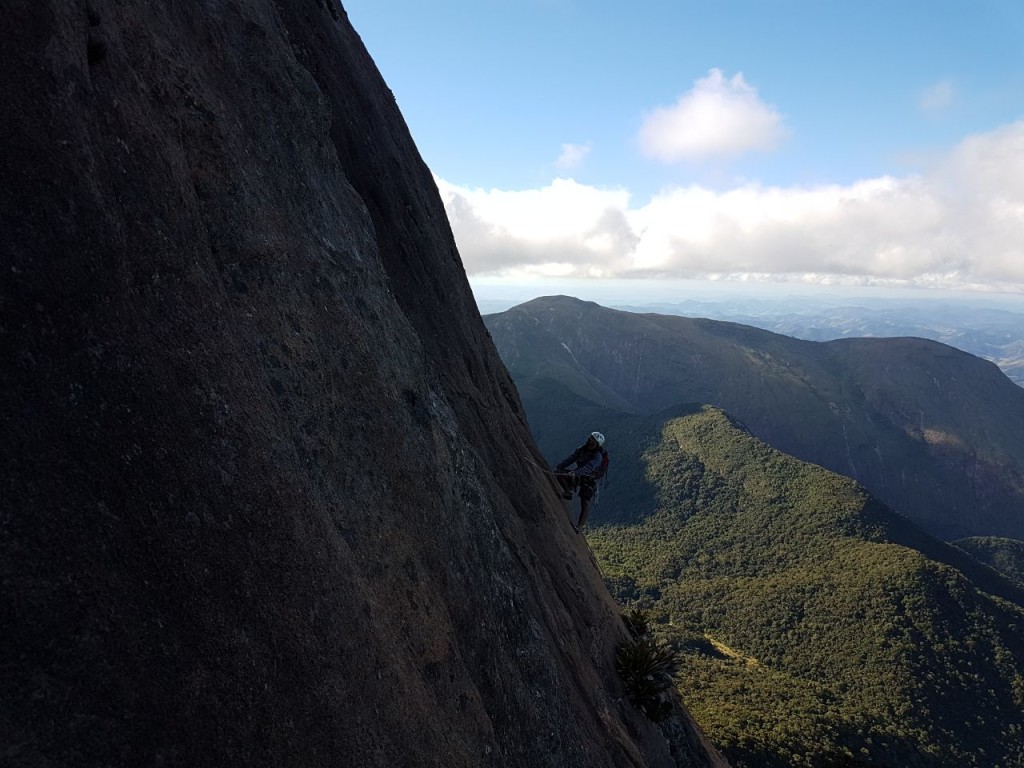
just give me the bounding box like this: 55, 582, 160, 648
609, 296, 1024, 388
485, 296, 1024, 540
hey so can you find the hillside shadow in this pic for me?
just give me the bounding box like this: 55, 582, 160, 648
520, 378, 670, 525
524, 385, 715, 527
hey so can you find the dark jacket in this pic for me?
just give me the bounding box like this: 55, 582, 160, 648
557, 443, 608, 482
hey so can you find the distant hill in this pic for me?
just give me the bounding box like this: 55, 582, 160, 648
613, 295, 1024, 388
485, 296, 1024, 540
587, 406, 1024, 768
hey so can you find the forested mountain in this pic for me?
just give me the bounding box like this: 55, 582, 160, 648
587, 406, 1024, 767
613, 295, 1024, 388
484, 295, 1024, 764
484, 295, 1024, 540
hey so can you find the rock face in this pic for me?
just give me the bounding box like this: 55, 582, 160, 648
0, 3, 727, 767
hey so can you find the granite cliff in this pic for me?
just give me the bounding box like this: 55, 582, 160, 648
0, 2, 727, 766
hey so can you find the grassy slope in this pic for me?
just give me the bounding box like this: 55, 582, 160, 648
588, 407, 1024, 768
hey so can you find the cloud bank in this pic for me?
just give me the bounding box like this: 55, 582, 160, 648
437, 121, 1024, 292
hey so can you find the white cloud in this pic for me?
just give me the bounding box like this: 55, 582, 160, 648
555, 142, 592, 170
437, 121, 1024, 291
437, 178, 636, 277
637, 69, 788, 162
920, 79, 955, 113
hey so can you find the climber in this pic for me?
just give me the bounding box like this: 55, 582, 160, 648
555, 431, 609, 532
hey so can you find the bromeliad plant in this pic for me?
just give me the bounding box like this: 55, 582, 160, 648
615, 608, 678, 722
622, 606, 651, 638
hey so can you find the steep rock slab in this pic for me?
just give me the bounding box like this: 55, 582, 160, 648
0, 2, 726, 766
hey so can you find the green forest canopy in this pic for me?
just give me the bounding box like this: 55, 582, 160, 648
589, 407, 1024, 768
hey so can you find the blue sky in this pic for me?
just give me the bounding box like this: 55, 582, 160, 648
343, 1, 1024, 298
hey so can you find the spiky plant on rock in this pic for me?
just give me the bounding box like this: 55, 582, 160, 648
622, 606, 651, 638
615, 610, 678, 722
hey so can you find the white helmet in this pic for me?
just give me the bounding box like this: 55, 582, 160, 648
590, 431, 605, 447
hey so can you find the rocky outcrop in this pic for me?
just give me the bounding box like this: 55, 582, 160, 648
0, 2, 726, 766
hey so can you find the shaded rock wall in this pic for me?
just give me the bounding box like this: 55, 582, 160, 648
0, 1, 728, 767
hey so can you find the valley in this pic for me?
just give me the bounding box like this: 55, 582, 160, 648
486, 296, 1024, 766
